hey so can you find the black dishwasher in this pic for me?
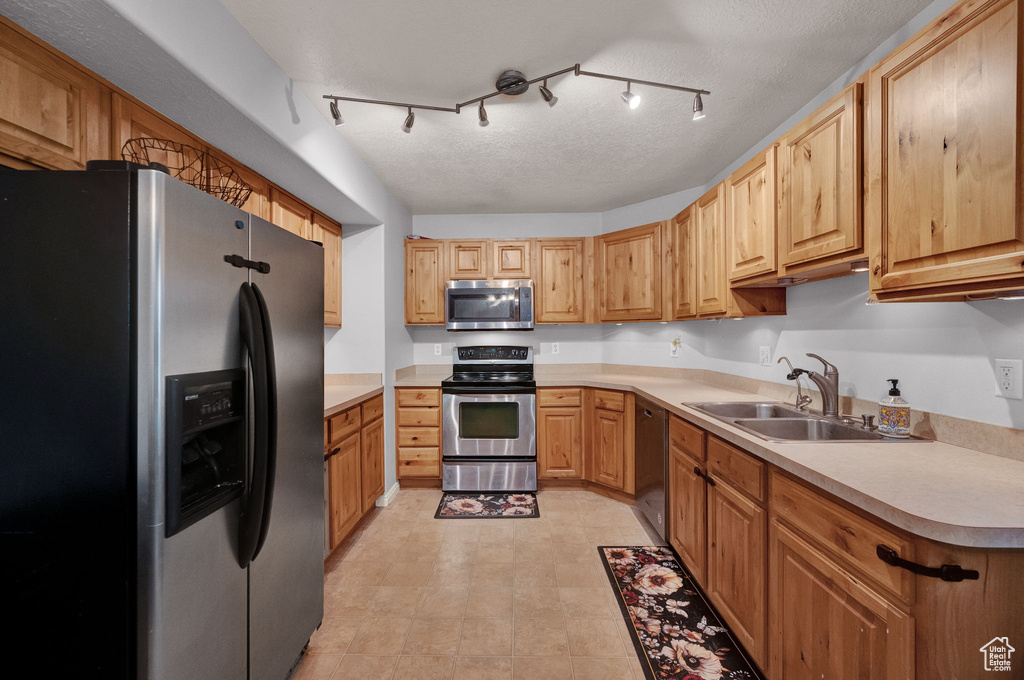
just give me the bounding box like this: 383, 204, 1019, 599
635, 396, 668, 540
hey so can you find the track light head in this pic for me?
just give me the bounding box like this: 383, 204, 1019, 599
329, 100, 345, 127
692, 93, 705, 121
539, 80, 557, 107
621, 82, 641, 110
402, 107, 415, 133
478, 101, 489, 127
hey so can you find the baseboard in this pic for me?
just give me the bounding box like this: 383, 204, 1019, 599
398, 478, 443, 489
376, 481, 401, 507
538, 479, 637, 505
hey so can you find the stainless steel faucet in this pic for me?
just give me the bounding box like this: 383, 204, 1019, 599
777, 356, 813, 410
799, 353, 840, 418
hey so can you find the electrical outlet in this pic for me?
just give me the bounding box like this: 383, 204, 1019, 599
996, 359, 1023, 399
433, 343, 442, 356
551, 343, 560, 355
759, 346, 772, 366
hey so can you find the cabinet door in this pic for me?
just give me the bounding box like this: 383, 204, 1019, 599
867, 0, 1024, 298
707, 478, 767, 668
328, 432, 361, 549
597, 223, 663, 321
669, 448, 707, 584
312, 213, 342, 327
537, 407, 584, 478
727, 145, 778, 282
270, 188, 313, 240
492, 240, 531, 278
404, 240, 445, 324
0, 21, 110, 170
360, 417, 385, 513
779, 82, 862, 268
447, 240, 489, 279
770, 522, 914, 680
667, 205, 698, 320
590, 408, 625, 490
695, 184, 728, 316
535, 238, 586, 323
112, 95, 204, 172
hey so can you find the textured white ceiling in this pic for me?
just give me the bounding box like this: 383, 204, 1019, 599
218, 0, 932, 214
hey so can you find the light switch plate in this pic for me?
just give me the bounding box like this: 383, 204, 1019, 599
759, 346, 772, 366
996, 359, 1023, 399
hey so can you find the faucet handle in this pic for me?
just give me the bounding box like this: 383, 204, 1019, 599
806, 353, 837, 374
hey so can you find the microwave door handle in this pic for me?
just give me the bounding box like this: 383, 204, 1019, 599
514, 290, 521, 321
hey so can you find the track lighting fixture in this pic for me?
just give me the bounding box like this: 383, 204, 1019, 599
329, 100, 345, 127
621, 82, 641, 110
692, 93, 705, 121
323, 63, 709, 132
538, 79, 557, 107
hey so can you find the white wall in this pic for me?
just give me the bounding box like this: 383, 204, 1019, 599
413, 213, 601, 240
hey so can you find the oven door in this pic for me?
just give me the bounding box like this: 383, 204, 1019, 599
442, 391, 536, 458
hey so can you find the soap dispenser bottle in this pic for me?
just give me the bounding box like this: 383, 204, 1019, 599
878, 378, 910, 438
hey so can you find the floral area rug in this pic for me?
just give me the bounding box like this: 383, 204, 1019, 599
599, 546, 764, 680
434, 492, 539, 519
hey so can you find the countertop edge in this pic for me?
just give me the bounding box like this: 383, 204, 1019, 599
324, 385, 384, 418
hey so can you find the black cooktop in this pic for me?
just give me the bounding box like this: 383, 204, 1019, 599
442, 370, 535, 389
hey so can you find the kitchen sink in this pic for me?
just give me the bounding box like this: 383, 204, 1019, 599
684, 401, 931, 443
688, 402, 807, 419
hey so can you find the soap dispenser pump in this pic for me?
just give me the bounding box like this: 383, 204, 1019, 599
878, 378, 910, 438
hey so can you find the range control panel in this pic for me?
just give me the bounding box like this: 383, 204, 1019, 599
455, 346, 532, 363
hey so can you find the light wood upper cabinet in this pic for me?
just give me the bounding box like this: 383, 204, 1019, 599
492, 240, 532, 278
867, 0, 1024, 300
695, 184, 729, 316
778, 82, 863, 270
270, 188, 313, 240
535, 238, 587, 324
770, 522, 914, 680
727, 145, 778, 282
210, 152, 270, 220
0, 20, 110, 170
666, 205, 698, 320
447, 240, 489, 280
112, 94, 205, 171
596, 223, 663, 322
404, 240, 446, 325
312, 213, 342, 327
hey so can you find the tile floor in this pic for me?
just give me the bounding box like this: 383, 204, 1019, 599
294, 489, 665, 680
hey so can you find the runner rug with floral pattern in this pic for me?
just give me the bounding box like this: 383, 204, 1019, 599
599, 546, 764, 680
434, 492, 539, 519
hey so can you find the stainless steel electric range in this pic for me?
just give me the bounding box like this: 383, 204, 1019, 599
441, 346, 537, 492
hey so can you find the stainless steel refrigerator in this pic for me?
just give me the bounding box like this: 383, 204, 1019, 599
0, 164, 325, 680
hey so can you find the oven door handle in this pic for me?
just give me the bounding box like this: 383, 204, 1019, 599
442, 386, 537, 395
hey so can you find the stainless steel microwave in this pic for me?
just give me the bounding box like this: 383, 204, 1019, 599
445, 280, 534, 331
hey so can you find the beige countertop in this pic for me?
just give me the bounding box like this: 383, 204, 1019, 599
394, 369, 1024, 548
324, 385, 384, 418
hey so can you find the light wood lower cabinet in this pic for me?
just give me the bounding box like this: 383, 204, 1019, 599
395, 388, 442, 480
669, 445, 707, 584
586, 390, 634, 493
327, 431, 361, 549
537, 388, 584, 479
360, 413, 385, 513
769, 521, 914, 680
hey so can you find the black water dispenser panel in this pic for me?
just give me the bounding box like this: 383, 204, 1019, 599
165, 369, 245, 536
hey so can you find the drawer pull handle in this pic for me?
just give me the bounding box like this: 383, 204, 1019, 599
327, 446, 341, 458
692, 466, 716, 486
875, 544, 979, 582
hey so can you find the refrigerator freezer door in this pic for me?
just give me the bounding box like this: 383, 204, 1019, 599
247, 216, 325, 680
136, 171, 249, 680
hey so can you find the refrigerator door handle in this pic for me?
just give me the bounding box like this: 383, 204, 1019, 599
250, 283, 278, 561
238, 283, 270, 568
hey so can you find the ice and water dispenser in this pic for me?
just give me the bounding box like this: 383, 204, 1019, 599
165, 369, 246, 536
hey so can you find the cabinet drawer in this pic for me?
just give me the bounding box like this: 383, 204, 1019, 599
398, 447, 440, 477
593, 389, 625, 412
323, 419, 329, 451
397, 407, 440, 427
707, 436, 765, 502
397, 427, 440, 447
361, 394, 384, 423
328, 406, 361, 444
669, 414, 705, 462
771, 471, 913, 603
538, 388, 582, 408
397, 388, 440, 408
